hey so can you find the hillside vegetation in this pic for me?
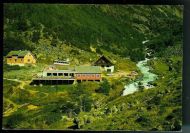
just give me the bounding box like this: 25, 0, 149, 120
4, 4, 182, 61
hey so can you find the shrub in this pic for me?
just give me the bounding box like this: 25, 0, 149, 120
3, 64, 21, 71
98, 79, 111, 95
4, 113, 25, 129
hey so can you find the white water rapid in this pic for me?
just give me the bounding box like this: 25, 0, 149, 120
122, 58, 157, 96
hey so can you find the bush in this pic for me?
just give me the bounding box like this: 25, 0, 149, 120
4, 113, 25, 129
98, 79, 111, 95
3, 64, 21, 71
138, 82, 144, 92
68, 83, 95, 112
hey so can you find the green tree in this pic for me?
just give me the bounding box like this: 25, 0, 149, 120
99, 79, 111, 95
138, 82, 144, 92
17, 19, 31, 31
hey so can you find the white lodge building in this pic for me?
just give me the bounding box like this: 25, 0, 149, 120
94, 55, 114, 73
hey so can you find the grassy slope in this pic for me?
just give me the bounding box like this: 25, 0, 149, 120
3, 56, 182, 130
80, 56, 182, 131
2, 60, 137, 129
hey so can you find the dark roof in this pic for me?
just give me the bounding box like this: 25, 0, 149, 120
6, 50, 31, 57
75, 66, 101, 73
94, 55, 114, 66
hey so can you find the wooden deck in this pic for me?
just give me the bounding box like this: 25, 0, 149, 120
30, 77, 75, 85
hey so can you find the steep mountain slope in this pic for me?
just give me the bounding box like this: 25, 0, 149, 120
3, 4, 183, 61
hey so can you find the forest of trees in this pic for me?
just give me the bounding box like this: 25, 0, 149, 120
3, 4, 183, 61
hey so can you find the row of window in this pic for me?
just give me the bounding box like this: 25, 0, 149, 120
8, 59, 23, 62
46, 73, 100, 77
77, 74, 100, 77
47, 73, 74, 77
8, 59, 30, 62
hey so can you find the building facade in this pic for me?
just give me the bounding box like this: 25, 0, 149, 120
43, 70, 75, 79
32, 66, 102, 85
94, 55, 114, 73
75, 66, 102, 82
6, 50, 36, 66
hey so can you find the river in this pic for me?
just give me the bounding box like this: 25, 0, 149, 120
122, 58, 158, 96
